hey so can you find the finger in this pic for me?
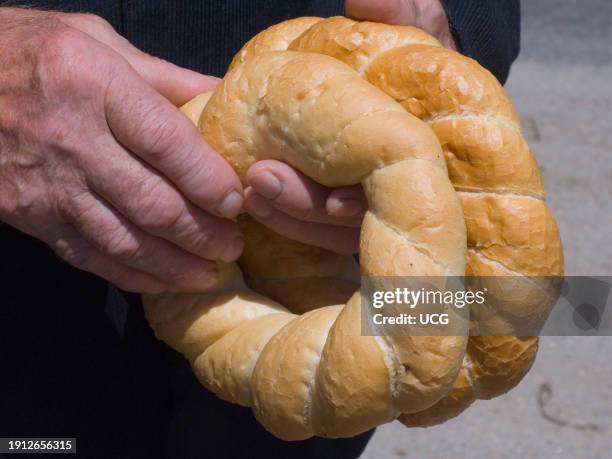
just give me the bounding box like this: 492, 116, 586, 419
104, 67, 244, 220
62, 190, 219, 290
326, 186, 368, 218
50, 223, 167, 294
60, 12, 219, 105
243, 188, 360, 254
345, 0, 417, 25
345, 0, 457, 50
135, 56, 220, 107
246, 160, 365, 227
81, 134, 243, 262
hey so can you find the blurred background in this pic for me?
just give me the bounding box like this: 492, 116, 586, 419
363, 0, 612, 457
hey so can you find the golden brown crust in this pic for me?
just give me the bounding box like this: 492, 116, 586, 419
312, 294, 397, 437
365, 45, 518, 121
228, 17, 323, 71
143, 16, 563, 439
289, 16, 441, 74
285, 18, 562, 428
180, 91, 213, 125
432, 121, 543, 195
193, 312, 295, 406
399, 366, 476, 427
251, 305, 343, 440
236, 215, 360, 313
466, 336, 539, 399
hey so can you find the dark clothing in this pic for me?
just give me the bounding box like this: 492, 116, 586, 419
26, 0, 521, 81
441, 0, 521, 83
1, 227, 374, 459
1, 1, 520, 458
29, 0, 344, 78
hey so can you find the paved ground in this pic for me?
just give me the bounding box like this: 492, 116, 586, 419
362, 1, 612, 457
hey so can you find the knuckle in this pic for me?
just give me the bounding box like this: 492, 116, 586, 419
0, 180, 42, 221
59, 188, 96, 223
58, 247, 91, 268
58, 190, 145, 262
182, 226, 227, 260
38, 25, 108, 96
189, 230, 215, 254
139, 110, 183, 156
74, 13, 112, 30
40, 26, 87, 71
178, 213, 238, 258
54, 237, 94, 268
101, 226, 143, 261
132, 179, 185, 233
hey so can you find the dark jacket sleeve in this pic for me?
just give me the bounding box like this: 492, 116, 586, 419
440, 0, 521, 84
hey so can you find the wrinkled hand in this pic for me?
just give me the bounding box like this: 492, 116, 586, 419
0, 8, 244, 293
244, 0, 455, 254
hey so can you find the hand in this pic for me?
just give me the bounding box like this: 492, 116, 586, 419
0, 8, 244, 293
346, 0, 457, 50
244, 0, 455, 255
244, 161, 365, 255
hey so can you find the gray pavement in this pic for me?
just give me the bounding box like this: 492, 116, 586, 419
362, 1, 612, 457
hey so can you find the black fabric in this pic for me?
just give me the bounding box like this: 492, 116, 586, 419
440, 0, 521, 84
28, 0, 344, 77
0, 225, 169, 458
26, 0, 521, 80
0, 223, 374, 458
1, 1, 519, 457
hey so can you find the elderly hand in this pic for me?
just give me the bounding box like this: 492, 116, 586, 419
243, 0, 456, 255
0, 8, 245, 293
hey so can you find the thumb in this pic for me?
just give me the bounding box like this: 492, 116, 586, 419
60, 12, 219, 105
345, 0, 418, 25
346, 0, 457, 50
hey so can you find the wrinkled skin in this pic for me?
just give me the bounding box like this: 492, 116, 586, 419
0, 8, 243, 292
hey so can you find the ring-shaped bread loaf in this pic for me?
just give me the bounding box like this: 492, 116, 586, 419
143, 16, 563, 440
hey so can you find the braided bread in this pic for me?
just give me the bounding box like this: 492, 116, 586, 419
143, 16, 563, 440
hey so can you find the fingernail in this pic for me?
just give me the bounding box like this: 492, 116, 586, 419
217, 191, 243, 219
220, 237, 244, 262
245, 194, 273, 219
249, 171, 282, 199
327, 199, 363, 217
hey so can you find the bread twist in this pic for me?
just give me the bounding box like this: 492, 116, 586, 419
143, 16, 563, 439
